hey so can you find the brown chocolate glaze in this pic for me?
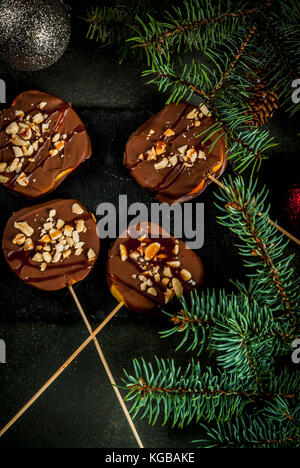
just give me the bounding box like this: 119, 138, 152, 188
2, 199, 100, 291
107, 222, 204, 315
124, 102, 227, 204
0, 90, 92, 198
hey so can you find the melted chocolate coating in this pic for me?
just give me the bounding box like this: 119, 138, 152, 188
0, 90, 92, 198
107, 222, 204, 315
2, 199, 100, 291
124, 103, 227, 204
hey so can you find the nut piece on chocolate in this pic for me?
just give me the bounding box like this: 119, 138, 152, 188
0, 90, 92, 198
124, 103, 227, 204
107, 222, 204, 315
2, 199, 100, 291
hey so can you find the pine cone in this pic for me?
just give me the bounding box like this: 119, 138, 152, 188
246, 72, 279, 126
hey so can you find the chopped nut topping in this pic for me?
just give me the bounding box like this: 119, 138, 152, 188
178, 145, 188, 155
5, 121, 18, 135
87, 248, 97, 261
32, 113, 44, 124
164, 128, 175, 137
156, 140, 167, 155
10, 135, 28, 147
72, 203, 84, 215
14, 221, 34, 237
186, 148, 197, 163
163, 267, 173, 278
162, 277, 170, 286
43, 252, 52, 263
63, 249, 71, 260
19, 126, 32, 140
169, 155, 178, 167
144, 242, 161, 261
76, 219, 85, 233
180, 269, 192, 282
13, 146, 23, 158
52, 133, 60, 142
0, 175, 9, 184
13, 233, 26, 245
56, 219, 65, 230
15, 110, 24, 118
146, 146, 156, 161
16, 173, 29, 186
9, 158, 19, 172
54, 141, 64, 151
43, 222, 53, 231
32, 253, 43, 263
50, 230, 63, 241
0, 163, 7, 173
63, 225, 74, 237
42, 123, 49, 133
198, 150, 206, 160
186, 108, 198, 119
73, 231, 80, 244
39, 102, 47, 109
129, 251, 139, 260
165, 288, 175, 304
167, 261, 181, 268
75, 247, 83, 256
23, 238, 34, 251
119, 244, 127, 262
52, 252, 62, 263
172, 278, 183, 298
199, 104, 211, 116
147, 287, 157, 297
154, 158, 168, 170
173, 243, 179, 255
40, 234, 51, 244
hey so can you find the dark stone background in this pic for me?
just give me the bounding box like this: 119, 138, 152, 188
0, 0, 299, 448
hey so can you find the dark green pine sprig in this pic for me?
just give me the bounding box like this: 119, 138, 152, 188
214, 176, 299, 331
121, 358, 299, 429
195, 411, 300, 448
121, 176, 300, 448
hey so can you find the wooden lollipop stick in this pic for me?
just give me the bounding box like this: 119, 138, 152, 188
207, 173, 300, 246
0, 300, 124, 438
68, 285, 144, 448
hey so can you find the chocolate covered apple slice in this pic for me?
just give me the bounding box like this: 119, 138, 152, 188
107, 222, 204, 315
124, 102, 227, 204
0, 90, 91, 198
2, 199, 100, 291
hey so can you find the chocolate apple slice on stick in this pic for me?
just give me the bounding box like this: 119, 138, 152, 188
124, 102, 227, 204
124, 102, 300, 246
2, 199, 99, 291
1, 199, 143, 447
0, 90, 91, 198
107, 221, 204, 315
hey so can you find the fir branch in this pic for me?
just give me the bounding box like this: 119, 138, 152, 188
214, 176, 300, 331
195, 415, 300, 448
122, 358, 298, 428
208, 24, 257, 101
132, 2, 261, 55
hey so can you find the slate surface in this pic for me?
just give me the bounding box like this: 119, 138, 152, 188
0, 0, 299, 448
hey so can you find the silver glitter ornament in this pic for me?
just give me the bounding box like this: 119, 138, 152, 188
0, 0, 71, 71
